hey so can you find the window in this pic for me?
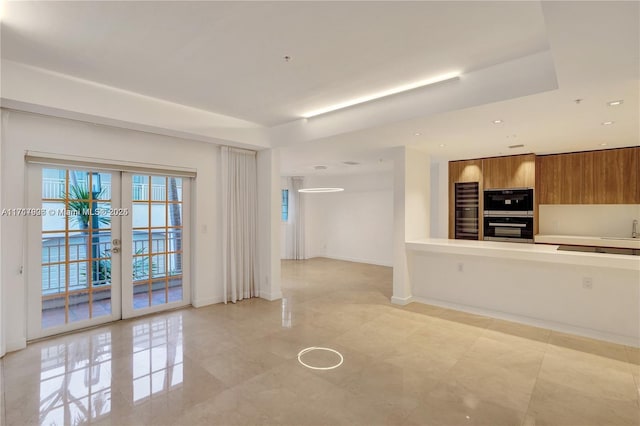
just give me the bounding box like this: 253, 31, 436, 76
281, 189, 289, 221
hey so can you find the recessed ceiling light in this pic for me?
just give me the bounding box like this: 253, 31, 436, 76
301, 71, 461, 118
298, 188, 345, 193
508, 144, 525, 149
600, 143, 608, 146
342, 161, 359, 166
602, 121, 614, 125
492, 119, 503, 124
283, 55, 292, 62
313, 165, 328, 170
414, 132, 422, 136
607, 100, 623, 106
439, 144, 446, 147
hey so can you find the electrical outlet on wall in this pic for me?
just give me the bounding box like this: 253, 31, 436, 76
582, 277, 593, 290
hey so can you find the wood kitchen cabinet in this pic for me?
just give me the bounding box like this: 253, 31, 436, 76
593, 147, 639, 203
448, 159, 482, 239
482, 154, 536, 189
536, 147, 639, 204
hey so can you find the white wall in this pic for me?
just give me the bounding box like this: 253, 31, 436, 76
539, 204, 640, 237
430, 158, 449, 238
301, 172, 394, 266
257, 149, 282, 301
0, 110, 223, 352
0, 111, 3, 358
392, 147, 431, 304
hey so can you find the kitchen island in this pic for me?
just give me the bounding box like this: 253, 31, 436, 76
405, 238, 640, 347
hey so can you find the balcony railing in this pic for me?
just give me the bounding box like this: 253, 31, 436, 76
42, 178, 182, 201
42, 233, 182, 296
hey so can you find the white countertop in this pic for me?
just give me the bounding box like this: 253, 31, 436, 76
535, 234, 640, 249
406, 238, 640, 271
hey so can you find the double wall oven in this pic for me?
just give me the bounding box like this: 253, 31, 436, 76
483, 188, 534, 243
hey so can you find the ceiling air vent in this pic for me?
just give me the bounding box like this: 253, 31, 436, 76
508, 144, 525, 149
342, 161, 360, 166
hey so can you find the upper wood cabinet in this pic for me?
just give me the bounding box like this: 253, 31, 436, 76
483, 154, 536, 189
536, 147, 639, 204
449, 159, 482, 183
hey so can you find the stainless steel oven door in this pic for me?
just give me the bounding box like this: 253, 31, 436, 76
483, 215, 534, 243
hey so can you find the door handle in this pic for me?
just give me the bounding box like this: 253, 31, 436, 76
111, 247, 120, 254
488, 222, 527, 228
112, 239, 121, 246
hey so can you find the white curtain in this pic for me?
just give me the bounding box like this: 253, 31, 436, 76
288, 176, 305, 260
221, 146, 258, 303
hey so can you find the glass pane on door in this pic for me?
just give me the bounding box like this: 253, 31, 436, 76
41, 169, 114, 329
131, 175, 184, 309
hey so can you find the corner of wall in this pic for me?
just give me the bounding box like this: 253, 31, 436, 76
259, 290, 283, 301
192, 296, 224, 308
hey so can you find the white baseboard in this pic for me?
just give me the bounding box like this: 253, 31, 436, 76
310, 254, 393, 267
192, 295, 224, 308
260, 290, 283, 301
411, 296, 640, 348
391, 295, 414, 306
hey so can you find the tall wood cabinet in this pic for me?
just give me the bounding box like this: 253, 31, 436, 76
448, 154, 536, 239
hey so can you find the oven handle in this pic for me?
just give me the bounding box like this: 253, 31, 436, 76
488, 222, 527, 228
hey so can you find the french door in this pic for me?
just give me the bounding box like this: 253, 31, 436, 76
120, 173, 190, 318
27, 166, 190, 340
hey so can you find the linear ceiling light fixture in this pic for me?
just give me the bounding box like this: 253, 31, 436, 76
301, 71, 461, 118
298, 188, 344, 193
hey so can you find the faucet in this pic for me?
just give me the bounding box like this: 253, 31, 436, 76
633, 219, 638, 238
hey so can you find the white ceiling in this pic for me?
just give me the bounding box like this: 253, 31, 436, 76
2, 1, 548, 126
1, 1, 638, 177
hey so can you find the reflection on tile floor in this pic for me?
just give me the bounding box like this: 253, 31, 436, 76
2, 258, 640, 425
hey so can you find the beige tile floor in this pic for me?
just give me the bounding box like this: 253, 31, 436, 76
1, 258, 639, 425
